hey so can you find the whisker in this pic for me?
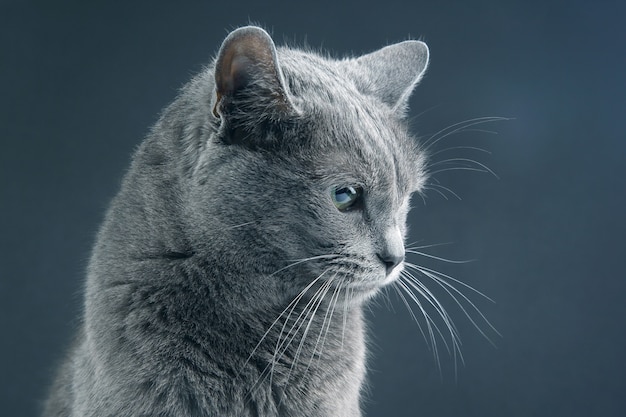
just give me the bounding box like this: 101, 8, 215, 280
269, 254, 340, 277
405, 263, 500, 340
321, 283, 342, 352
427, 166, 489, 176
395, 279, 443, 371
405, 249, 473, 264
282, 278, 334, 394
429, 146, 492, 158
422, 184, 450, 200
416, 191, 428, 206
242, 269, 329, 370
408, 104, 442, 124
405, 263, 494, 302
258, 279, 327, 392
423, 116, 510, 151
400, 272, 465, 367
341, 287, 353, 349
419, 267, 498, 346
401, 271, 461, 348
405, 241, 455, 251
270, 275, 331, 380
380, 285, 395, 312
391, 283, 429, 348
245, 269, 331, 396
224, 221, 256, 230
428, 158, 499, 179
306, 278, 341, 374
432, 127, 501, 138
423, 183, 461, 201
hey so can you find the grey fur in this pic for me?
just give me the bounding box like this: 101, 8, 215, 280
44, 26, 429, 417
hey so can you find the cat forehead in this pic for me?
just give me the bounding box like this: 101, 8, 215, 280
276, 49, 424, 193
278, 49, 368, 109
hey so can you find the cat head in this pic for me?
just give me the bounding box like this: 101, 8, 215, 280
182, 26, 429, 308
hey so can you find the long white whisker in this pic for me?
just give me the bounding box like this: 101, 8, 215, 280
391, 283, 429, 348
319, 282, 342, 355
405, 263, 494, 302
406, 263, 500, 340
429, 127, 501, 140
282, 278, 334, 394
427, 166, 489, 176
429, 145, 492, 157
381, 285, 395, 312
270, 274, 331, 383
405, 249, 473, 264
341, 286, 351, 349
428, 158, 499, 179
422, 184, 450, 200
408, 103, 442, 124
246, 269, 330, 396
309, 279, 341, 371
423, 116, 509, 151
224, 221, 256, 230
401, 271, 462, 352
243, 269, 328, 370
405, 241, 455, 251
418, 267, 498, 346
399, 276, 452, 346
261, 283, 323, 391
423, 183, 462, 201
396, 279, 442, 371
401, 272, 465, 371
269, 255, 340, 277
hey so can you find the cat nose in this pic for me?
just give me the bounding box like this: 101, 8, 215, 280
377, 227, 405, 275
377, 250, 405, 275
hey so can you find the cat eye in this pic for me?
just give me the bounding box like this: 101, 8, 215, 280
331, 185, 363, 212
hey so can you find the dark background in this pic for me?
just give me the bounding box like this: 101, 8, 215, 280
2, 1, 625, 416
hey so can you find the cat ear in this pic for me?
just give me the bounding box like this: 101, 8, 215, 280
212, 26, 296, 142
354, 40, 429, 114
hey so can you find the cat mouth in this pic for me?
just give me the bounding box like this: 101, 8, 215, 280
338, 263, 403, 295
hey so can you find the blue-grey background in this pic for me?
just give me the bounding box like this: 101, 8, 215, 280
1, 1, 624, 416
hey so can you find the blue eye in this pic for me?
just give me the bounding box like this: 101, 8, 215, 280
331, 185, 363, 211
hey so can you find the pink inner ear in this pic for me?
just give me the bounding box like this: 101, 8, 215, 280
213, 26, 297, 121
228, 55, 253, 94
215, 27, 278, 97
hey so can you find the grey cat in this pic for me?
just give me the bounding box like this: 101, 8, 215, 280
44, 26, 430, 416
